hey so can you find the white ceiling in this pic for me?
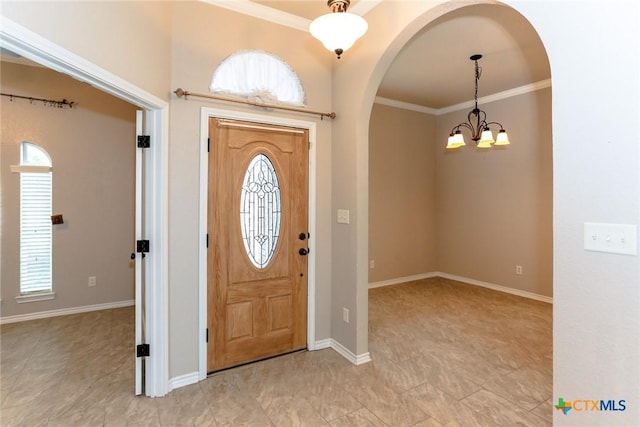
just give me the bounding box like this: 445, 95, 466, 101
249, 1, 551, 110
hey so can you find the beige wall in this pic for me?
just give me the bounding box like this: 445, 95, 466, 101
3, 2, 639, 414
436, 87, 553, 297
0, 1, 173, 100
167, 2, 334, 377
1, 0, 334, 381
369, 88, 552, 297
368, 104, 437, 283
1, 61, 137, 317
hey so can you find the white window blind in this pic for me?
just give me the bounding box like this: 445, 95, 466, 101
17, 143, 53, 294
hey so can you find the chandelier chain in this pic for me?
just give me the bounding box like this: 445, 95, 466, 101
474, 60, 482, 111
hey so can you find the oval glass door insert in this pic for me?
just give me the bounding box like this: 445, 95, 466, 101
240, 153, 282, 268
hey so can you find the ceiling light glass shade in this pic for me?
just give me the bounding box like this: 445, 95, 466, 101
494, 129, 511, 146
477, 128, 495, 148
309, 12, 368, 56
446, 131, 466, 149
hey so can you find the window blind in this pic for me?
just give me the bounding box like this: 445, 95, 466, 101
20, 171, 52, 293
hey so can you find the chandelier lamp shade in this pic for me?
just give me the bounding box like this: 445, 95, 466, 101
446, 54, 511, 149
309, 0, 368, 59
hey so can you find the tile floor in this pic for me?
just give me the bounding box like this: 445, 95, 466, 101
0, 277, 552, 426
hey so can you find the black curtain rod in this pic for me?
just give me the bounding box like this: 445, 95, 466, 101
1, 92, 76, 109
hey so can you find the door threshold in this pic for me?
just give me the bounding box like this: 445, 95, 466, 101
206, 347, 307, 377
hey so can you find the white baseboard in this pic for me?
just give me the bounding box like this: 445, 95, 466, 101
312, 338, 332, 350
369, 272, 552, 304
0, 299, 135, 324
435, 272, 553, 304
315, 338, 371, 365
168, 371, 200, 392
369, 272, 437, 289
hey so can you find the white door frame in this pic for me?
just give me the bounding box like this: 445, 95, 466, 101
0, 17, 170, 397
198, 107, 318, 379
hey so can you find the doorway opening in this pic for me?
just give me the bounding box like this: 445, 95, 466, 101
0, 17, 169, 397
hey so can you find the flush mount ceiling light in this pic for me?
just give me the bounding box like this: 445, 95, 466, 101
309, 0, 368, 59
447, 54, 511, 149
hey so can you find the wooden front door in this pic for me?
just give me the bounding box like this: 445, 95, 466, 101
207, 118, 309, 372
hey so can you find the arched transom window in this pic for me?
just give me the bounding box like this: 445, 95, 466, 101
210, 50, 306, 106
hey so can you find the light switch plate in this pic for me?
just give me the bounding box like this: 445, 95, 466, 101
337, 209, 350, 224
584, 222, 638, 256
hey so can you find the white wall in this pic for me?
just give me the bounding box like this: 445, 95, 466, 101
514, 2, 640, 425
332, 1, 640, 425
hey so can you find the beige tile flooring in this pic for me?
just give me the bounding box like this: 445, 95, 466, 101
0, 277, 552, 426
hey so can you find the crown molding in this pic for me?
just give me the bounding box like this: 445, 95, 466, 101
375, 79, 552, 115
350, 0, 384, 16
374, 96, 439, 115
200, 0, 382, 32
200, 0, 310, 31
437, 79, 552, 115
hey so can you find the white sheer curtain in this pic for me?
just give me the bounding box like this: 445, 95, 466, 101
210, 50, 307, 106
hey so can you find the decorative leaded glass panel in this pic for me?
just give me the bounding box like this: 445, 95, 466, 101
240, 154, 281, 269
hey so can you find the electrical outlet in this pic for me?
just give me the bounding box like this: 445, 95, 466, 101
516, 266, 523, 275
343, 307, 349, 323
369, 260, 375, 269
88, 276, 96, 287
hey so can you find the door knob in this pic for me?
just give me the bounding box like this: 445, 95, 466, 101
299, 248, 308, 256
298, 233, 307, 240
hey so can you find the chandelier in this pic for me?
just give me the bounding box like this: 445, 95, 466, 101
446, 54, 511, 149
309, 0, 368, 59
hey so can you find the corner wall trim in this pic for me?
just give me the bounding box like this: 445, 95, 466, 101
0, 300, 135, 324
369, 272, 438, 289
317, 338, 371, 365
312, 338, 332, 350
168, 372, 200, 392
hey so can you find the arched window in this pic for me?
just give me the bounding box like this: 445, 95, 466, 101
210, 50, 306, 106
11, 142, 53, 297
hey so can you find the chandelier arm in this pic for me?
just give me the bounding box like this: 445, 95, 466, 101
455, 122, 475, 134
465, 109, 487, 141
484, 121, 506, 130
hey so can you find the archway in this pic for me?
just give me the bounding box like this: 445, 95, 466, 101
331, 0, 553, 360
368, 3, 552, 298
332, 1, 640, 425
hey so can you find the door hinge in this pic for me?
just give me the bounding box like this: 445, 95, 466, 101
136, 239, 150, 253
206, 328, 209, 343
136, 343, 150, 357
207, 137, 210, 153
137, 135, 150, 148
206, 233, 209, 248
